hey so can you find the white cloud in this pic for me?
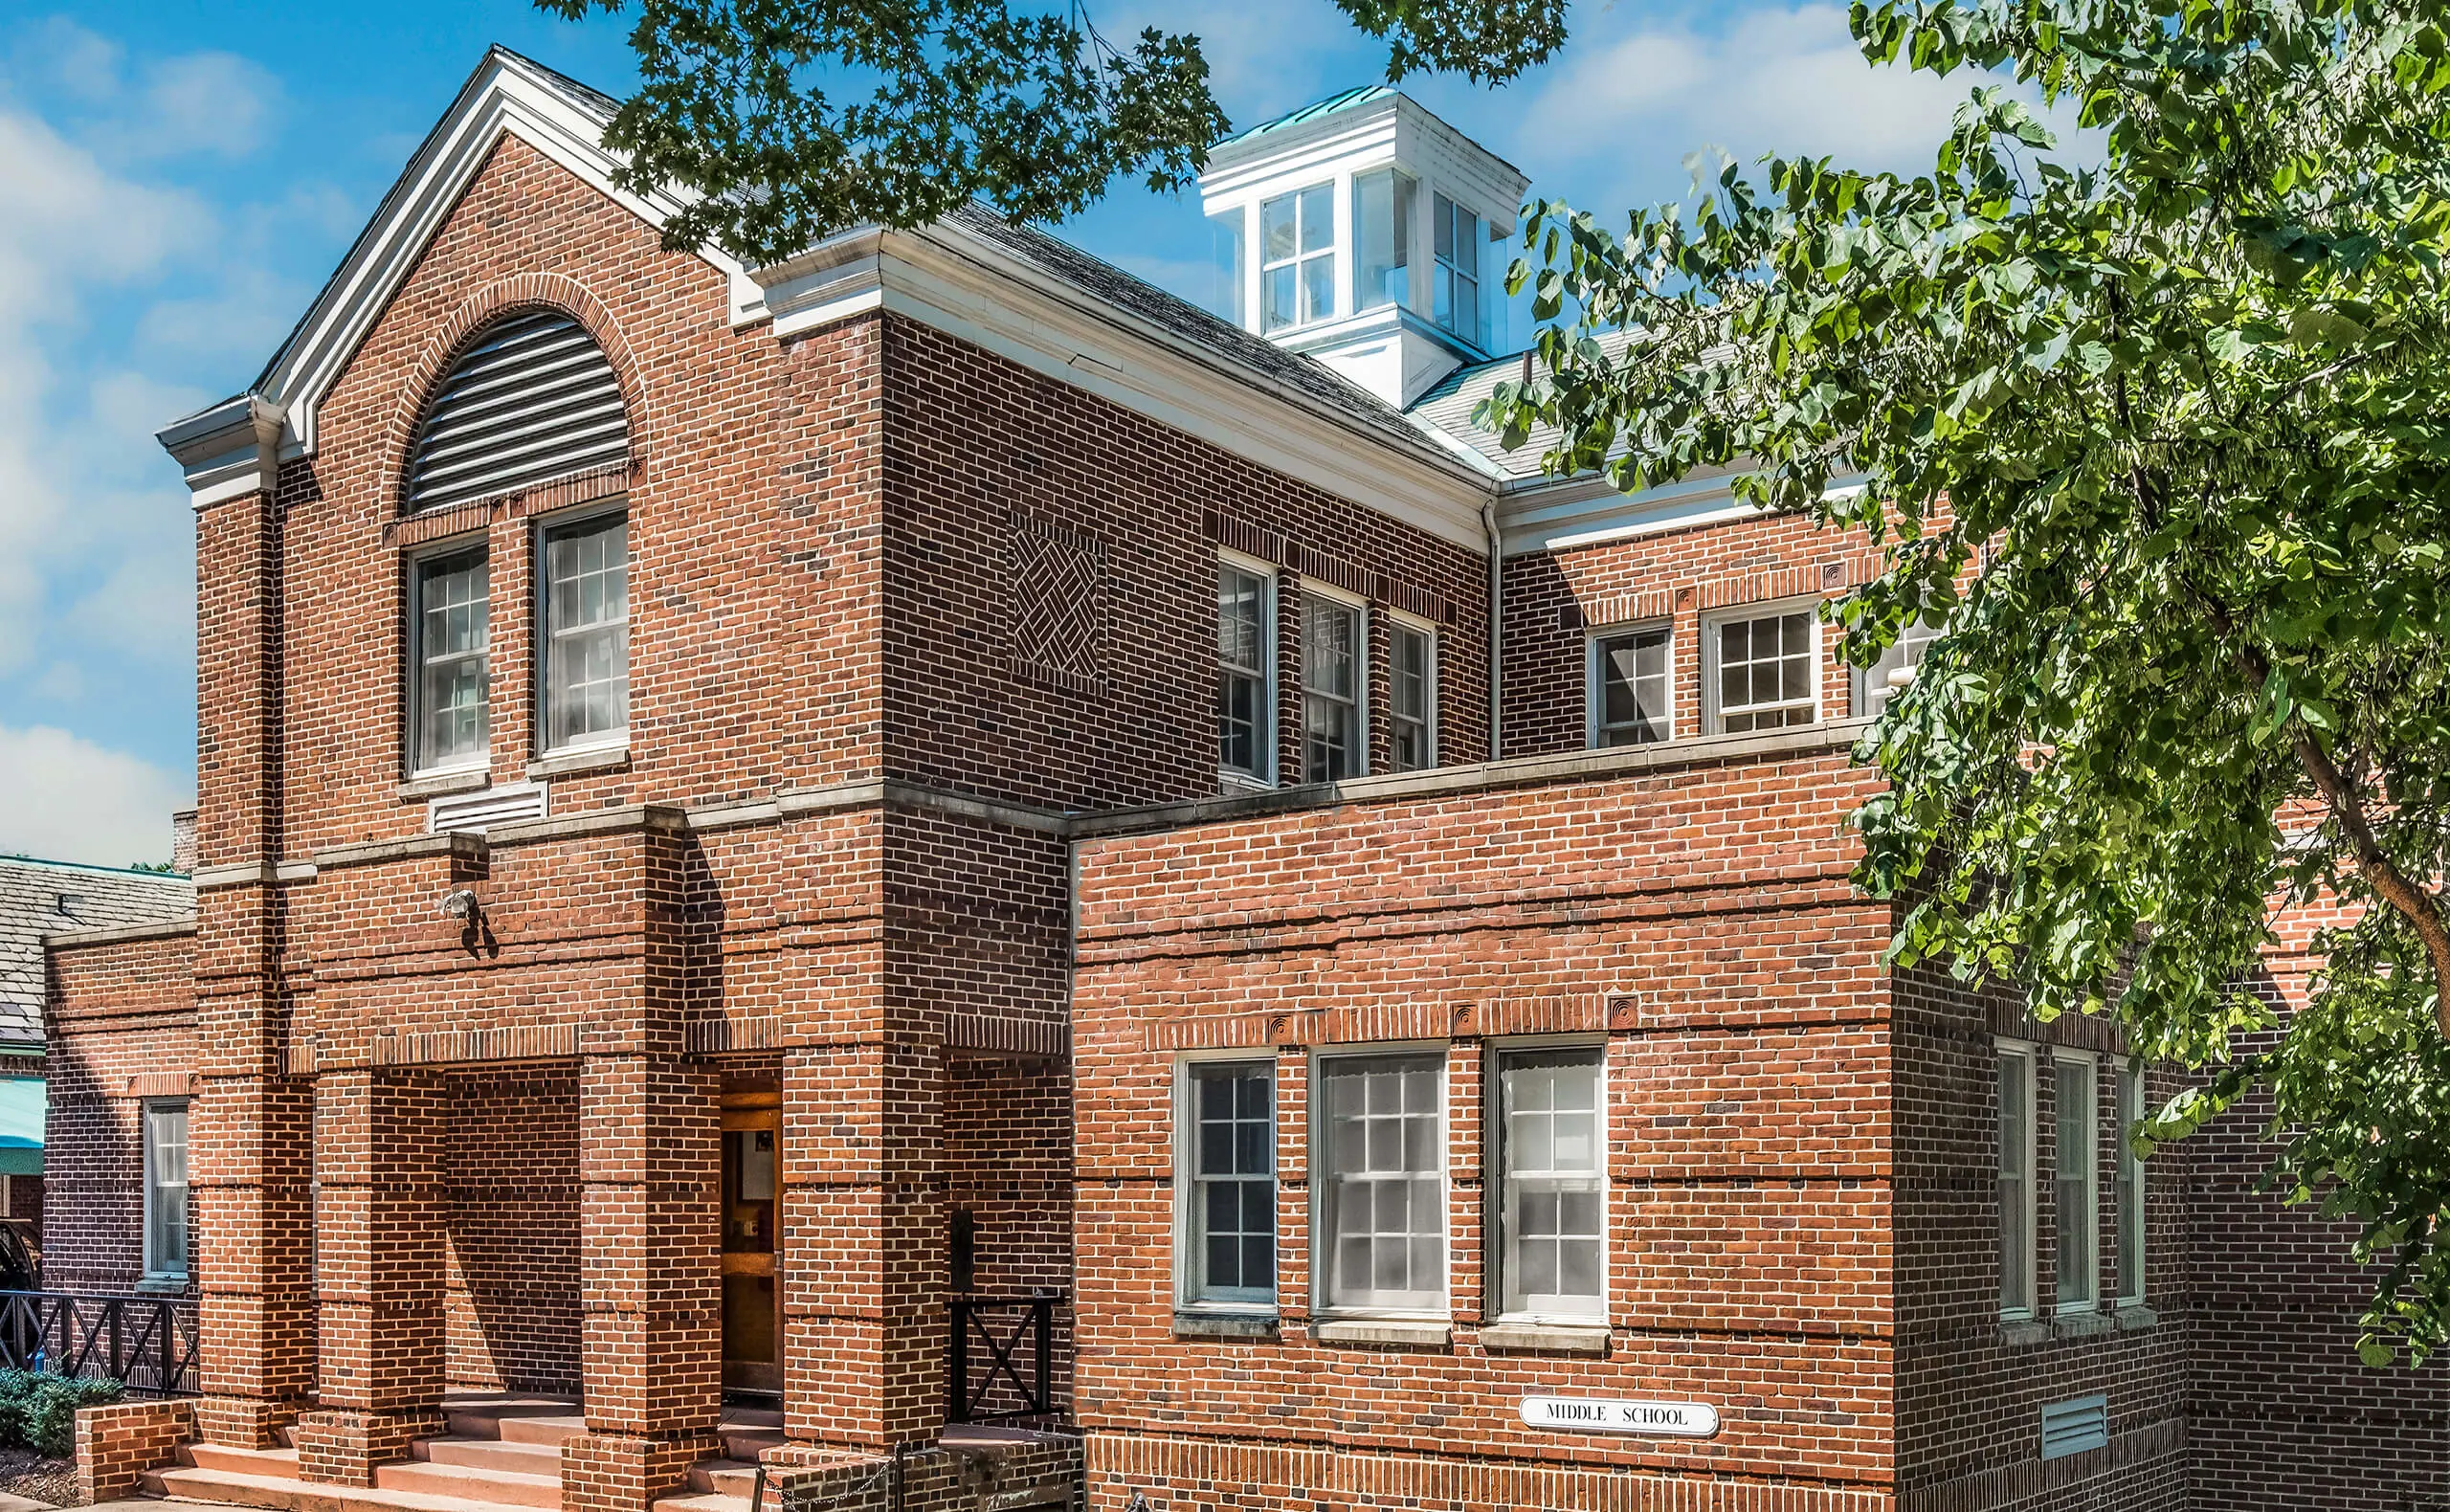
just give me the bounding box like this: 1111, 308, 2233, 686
1516, 3, 2082, 209
0, 724, 190, 867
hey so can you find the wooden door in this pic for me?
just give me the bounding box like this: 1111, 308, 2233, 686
721, 1096, 781, 1396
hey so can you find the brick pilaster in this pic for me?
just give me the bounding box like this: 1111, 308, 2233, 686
567, 1055, 722, 1512
190, 483, 316, 1450
296, 1068, 450, 1484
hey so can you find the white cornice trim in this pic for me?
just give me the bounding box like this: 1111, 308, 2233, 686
183, 52, 756, 481
157, 395, 286, 508
760, 219, 1498, 553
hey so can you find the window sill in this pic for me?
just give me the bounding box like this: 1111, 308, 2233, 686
134, 1276, 189, 1295
1216, 769, 1276, 795
1172, 1311, 1279, 1340
2115, 1302, 2158, 1332
1480, 1322, 1611, 1356
1310, 1318, 1451, 1349
527, 745, 630, 780
2052, 1307, 2118, 1339
398, 768, 490, 801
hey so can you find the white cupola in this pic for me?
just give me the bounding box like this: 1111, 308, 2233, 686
1197, 86, 1530, 408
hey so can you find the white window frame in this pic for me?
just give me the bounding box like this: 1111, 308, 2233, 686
1216, 549, 1278, 789
1432, 191, 1482, 347
1312, 1046, 1449, 1321
1299, 579, 1369, 785
1386, 611, 1437, 773
1259, 181, 1336, 332
405, 538, 492, 777
1703, 596, 1823, 734
2116, 1061, 2147, 1307
1488, 1038, 1608, 1325
1997, 1038, 2038, 1321
142, 1098, 190, 1282
2052, 1048, 2101, 1312
1853, 614, 1947, 718
535, 501, 632, 757
1174, 1054, 1279, 1313
1587, 621, 1675, 747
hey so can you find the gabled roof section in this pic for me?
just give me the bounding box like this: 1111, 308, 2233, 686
1214, 85, 1395, 149
0, 857, 193, 1049
159, 46, 761, 500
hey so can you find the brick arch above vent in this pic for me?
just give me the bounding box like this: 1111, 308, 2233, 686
384, 274, 653, 516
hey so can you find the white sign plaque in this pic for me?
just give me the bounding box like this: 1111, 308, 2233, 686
1520, 1395, 1721, 1438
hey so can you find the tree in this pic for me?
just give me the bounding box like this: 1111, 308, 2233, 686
547, 0, 2450, 1363
532, 0, 1569, 266
1481, 0, 2450, 1366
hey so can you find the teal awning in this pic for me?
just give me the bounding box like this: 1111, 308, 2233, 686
0, 1079, 43, 1174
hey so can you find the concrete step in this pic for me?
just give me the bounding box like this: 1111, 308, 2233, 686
477, 1414, 588, 1449
439, 1398, 584, 1445
373, 1458, 561, 1510
184, 1442, 303, 1478
685, 1459, 758, 1498
718, 1408, 782, 1429
414, 1436, 565, 1476
651, 1493, 747, 1512
142, 1463, 546, 1512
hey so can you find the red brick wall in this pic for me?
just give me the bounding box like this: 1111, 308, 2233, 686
44, 930, 198, 1294
444, 1069, 582, 1395
1501, 513, 1880, 757
1072, 736, 1897, 1508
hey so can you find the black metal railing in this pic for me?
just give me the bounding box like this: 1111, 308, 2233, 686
0, 1292, 199, 1395
948, 1293, 1062, 1424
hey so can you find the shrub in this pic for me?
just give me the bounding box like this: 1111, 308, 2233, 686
22, 1374, 122, 1459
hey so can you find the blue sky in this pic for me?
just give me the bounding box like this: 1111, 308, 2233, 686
1, 0, 2016, 865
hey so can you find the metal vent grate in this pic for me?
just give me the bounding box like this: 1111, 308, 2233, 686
427, 782, 548, 835
2038, 1393, 2108, 1461
407, 311, 630, 511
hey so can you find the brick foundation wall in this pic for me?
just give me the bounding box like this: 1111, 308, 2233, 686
77, 1396, 195, 1503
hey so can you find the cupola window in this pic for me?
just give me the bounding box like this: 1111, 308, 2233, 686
1260, 184, 1336, 331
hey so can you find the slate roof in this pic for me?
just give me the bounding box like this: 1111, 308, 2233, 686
1405, 329, 1650, 479
0, 858, 193, 1051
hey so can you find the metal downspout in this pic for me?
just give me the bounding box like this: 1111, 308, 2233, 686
1483, 494, 1503, 761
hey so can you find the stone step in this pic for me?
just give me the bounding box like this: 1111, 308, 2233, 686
373, 1458, 562, 1510
415, 1436, 566, 1476
651, 1492, 747, 1512
718, 1429, 784, 1462
184, 1442, 303, 1478
142, 1463, 545, 1512
719, 1408, 782, 1429
467, 1414, 588, 1449
686, 1459, 758, 1498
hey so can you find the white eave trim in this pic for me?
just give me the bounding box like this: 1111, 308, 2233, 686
156, 395, 286, 508
755, 219, 1498, 554
204, 52, 759, 477
1496, 469, 1871, 556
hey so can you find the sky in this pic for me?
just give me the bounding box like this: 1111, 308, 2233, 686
0, 0, 2035, 867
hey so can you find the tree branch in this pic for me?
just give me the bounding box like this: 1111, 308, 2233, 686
2292, 725, 2450, 1038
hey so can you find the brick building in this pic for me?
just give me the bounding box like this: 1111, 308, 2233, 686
40, 46, 2442, 1512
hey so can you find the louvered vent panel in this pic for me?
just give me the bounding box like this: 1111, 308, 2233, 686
2038, 1393, 2108, 1461
407, 311, 629, 510
427, 782, 549, 835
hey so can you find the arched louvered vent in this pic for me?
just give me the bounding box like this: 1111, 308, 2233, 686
406, 310, 630, 511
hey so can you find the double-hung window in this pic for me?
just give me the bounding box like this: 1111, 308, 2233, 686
1302, 590, 1365, 784
1998, 1042, 2036, 1318
540, 510, 630, 752
1388, 619, 1436, 772
1591, 625, 1672, 746
2054, 1052, 2099, 1310
143, 1100, 189, 1281
409, 546, 489, 772
2116, 1063, 2146, 1305
1318, 1055, 1445, 1316
1708, 606, 1818, 732
1217, 557, 1274, 784
1180, 1061, 1276, 1307
1433, 193, 1481, 347
1261, 183, 1335, 331
1494, 1047, 1606, 1322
